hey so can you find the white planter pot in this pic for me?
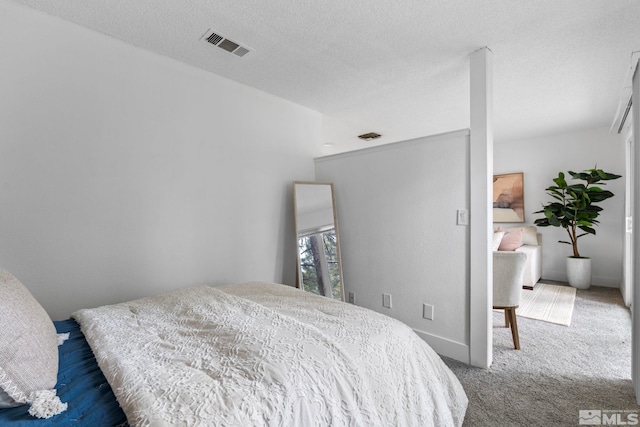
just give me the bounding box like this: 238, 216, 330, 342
566, 257, 591, 289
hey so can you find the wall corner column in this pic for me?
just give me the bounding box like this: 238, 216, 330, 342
469, 47, 494, 368
631, 57, 640, 403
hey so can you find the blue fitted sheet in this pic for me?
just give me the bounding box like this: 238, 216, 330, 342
0, 319, 128, 426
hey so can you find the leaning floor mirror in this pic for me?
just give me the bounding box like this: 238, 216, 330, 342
293, 181, 345, 301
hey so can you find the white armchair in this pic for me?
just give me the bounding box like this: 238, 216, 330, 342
493, 251, 527, 349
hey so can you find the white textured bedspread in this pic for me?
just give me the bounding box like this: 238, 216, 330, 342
73, 282, 467, 427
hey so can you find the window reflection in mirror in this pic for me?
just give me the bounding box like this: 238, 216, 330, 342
293, 181, 344, 301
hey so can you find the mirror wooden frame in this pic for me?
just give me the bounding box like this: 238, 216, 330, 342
292, 181, 345, 301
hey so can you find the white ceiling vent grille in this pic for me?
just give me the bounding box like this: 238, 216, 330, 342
202, 29, 251, 58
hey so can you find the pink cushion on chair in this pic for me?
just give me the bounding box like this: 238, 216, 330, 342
498, 228, 523, 251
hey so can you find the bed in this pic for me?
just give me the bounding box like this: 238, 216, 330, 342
1, 274, 467, 426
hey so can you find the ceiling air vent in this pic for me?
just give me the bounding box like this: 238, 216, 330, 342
202, 29, 251, 58
358, 132, 382, 141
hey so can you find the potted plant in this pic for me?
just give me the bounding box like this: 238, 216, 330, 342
534, 168, 621, 289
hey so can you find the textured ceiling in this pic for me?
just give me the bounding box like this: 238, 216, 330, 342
10, 0, 640, 153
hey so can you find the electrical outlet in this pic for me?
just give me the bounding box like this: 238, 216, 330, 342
423, 303, 434, 320
348, 292, 355, 304
383, 293, 392, 308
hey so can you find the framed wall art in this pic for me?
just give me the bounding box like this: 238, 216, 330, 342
493, 172, 524, 223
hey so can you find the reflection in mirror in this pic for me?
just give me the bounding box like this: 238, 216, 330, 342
293, 181, 344, 301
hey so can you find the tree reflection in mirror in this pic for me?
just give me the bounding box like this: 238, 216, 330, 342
298, 230, 341, 299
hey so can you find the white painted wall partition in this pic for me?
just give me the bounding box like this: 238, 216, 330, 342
315, 48, 493, 366
315, 131, 471, 362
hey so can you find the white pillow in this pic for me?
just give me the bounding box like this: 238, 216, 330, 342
492, 231, 505, 251
0, 268, 66, 418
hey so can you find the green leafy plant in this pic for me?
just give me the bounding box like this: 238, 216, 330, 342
534, 168, 621, 258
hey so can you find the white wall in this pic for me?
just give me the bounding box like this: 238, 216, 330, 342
315, 130, 470, 361
494, 127, 626, 287
0, 2, 320, 319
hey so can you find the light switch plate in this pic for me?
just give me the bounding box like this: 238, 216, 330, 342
457, 209, 469, 226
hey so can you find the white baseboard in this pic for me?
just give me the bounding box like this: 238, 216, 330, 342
542, 271, 621, 288
413, 329, 469, 364
590, 275, 622, 288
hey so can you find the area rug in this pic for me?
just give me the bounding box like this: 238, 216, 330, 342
517, 283, 576, 326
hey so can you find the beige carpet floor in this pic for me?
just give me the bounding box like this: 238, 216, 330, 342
444, 286, 636, 427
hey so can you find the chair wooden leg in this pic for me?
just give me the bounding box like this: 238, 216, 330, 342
507, 308, 520, 350
504, 310, 510, 328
